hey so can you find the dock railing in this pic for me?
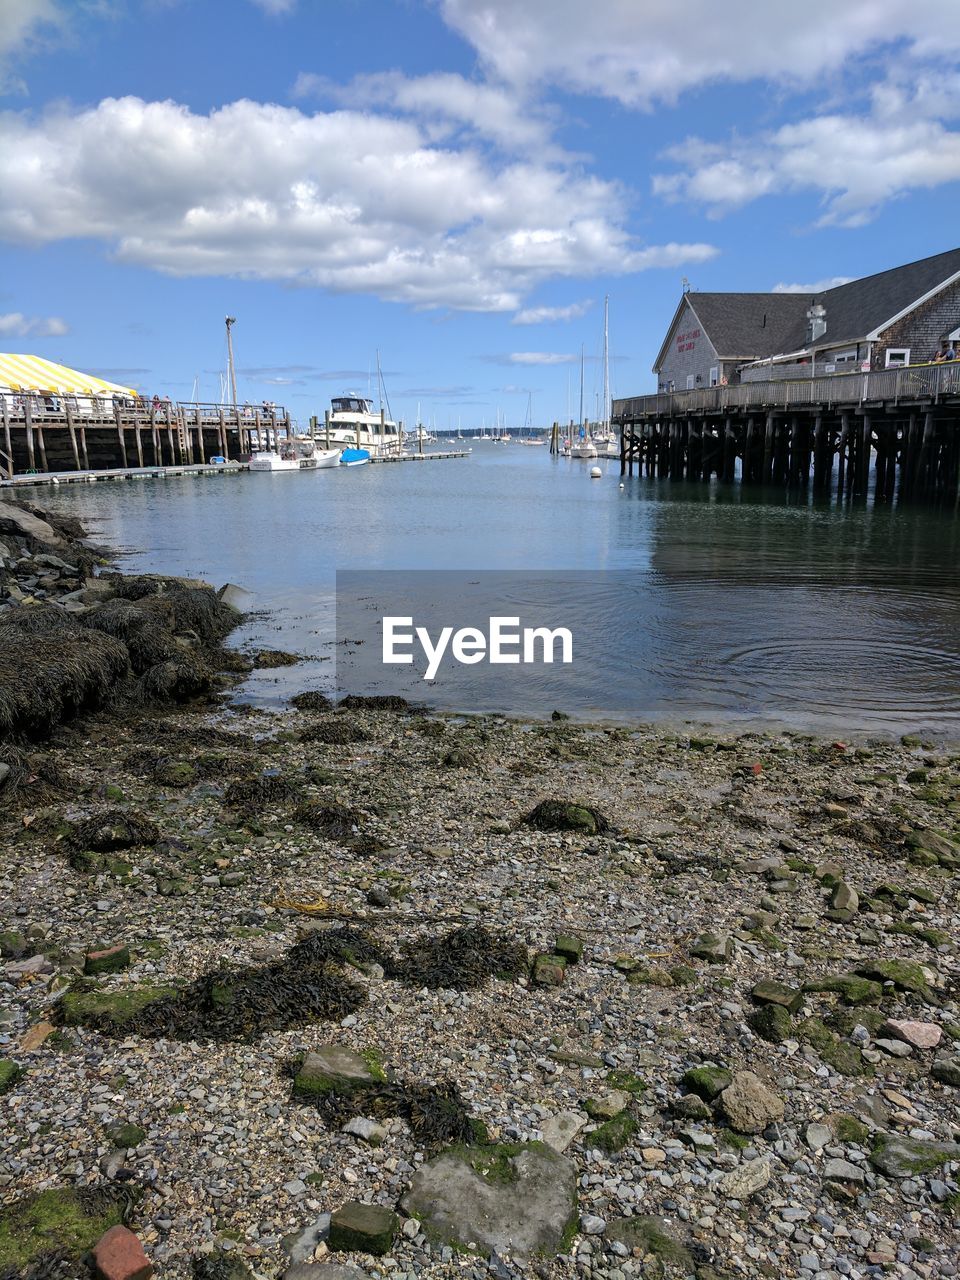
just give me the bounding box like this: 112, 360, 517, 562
613, 360, 960, 421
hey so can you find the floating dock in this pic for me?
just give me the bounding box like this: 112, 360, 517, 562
369, 450, 471, 463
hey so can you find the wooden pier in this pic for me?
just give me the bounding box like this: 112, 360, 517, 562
369, 449, 471, 463
0, 398, 290, 478
613, 362, 960, 502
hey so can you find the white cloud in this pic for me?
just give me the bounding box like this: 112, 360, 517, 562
0, 95, 716, 311
512, 300, 592, 324
507, 352, 578, 365
772, 277, 854, 294
293, 69, 556, 155
654, 111, 960, 225
0, 312, 69, 337
437, 0, 960, 107
0, 0, 64, 89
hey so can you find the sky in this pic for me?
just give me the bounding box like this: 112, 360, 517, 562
1, 0, 959, 429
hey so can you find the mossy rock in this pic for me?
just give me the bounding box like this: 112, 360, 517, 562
606, 1070, 646, 1096
106, 1121, 146, 1149
627, 965, 674, 987
192, 1251, 256, 1280
854, 959, 933, 1000
669, 964, 697, 986
590, 1110, 637, 1153
800, 1018, 868, 1077
829, 1113, 870, 1145
803, 974, 883, 1006
523, 799, 608, 835
0, 932, 26, 960
293, 1045, 388, 1098
0, 1186, 131, 1271
682, 1065, 732, 1101
605, 1216, 692, 1269
58, 984, 177, 1030
154, 760, 197, 788
328, 1201, 397, 1256
0, 1060, 22, 1096
748, 1004, 793, 1044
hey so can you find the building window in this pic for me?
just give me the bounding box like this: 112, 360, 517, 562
709, 366, 718, 386
831, 350, 858, 364
885, 348, 910, 368
686, 375, 695, 390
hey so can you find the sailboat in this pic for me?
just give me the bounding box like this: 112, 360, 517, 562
592, 295, 619, 458
569, 346, 597, 459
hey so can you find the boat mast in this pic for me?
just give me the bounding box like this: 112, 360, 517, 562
602, 293, 610, 431
225, 317, 238, 407
578, 345, 585, 437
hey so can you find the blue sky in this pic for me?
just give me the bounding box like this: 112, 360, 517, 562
1, 0, 959, 428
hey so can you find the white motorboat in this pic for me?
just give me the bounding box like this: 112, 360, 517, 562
313, 446, 342, 468
321, 393, 403, 458
569, 438, 598, 459
249, 450, 304, 472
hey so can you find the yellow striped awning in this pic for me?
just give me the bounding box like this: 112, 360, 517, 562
0, 354, 139, 399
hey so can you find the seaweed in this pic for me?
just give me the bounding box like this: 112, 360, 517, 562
223, 773, 296, 813
0, 605, 84, 637
298, 719, 371, 745
0, 631, 129, 740
83, 599, 179, 671
67, 809, 160, 853
292, 800, 362, 838
340, 695, 410, 712
252, 649, 300, 669
523, 799, 609, 835
394, 925, 529, 990
138, 655, 211, 703
310, 1078, 475, 1150
290, 691, 332, 712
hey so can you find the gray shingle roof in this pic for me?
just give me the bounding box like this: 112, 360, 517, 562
665, 247, 960, 366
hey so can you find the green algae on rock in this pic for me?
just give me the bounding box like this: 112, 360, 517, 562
0, 1185, 135, 1273
523, 799, 609, 835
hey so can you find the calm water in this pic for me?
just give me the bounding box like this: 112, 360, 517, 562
39, 444, 960, 736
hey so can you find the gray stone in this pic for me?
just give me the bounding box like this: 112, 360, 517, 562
874, 1038, 912, 1058
719, 1071, 785, 1134
540, 1110, 588, 1153
0, 502, 65, 548
717, 1157, 771, 1199
293, 1045, 385, 1097
284, 1214, 331, 1264
823, 1158, 865, 1185
869, 1133, 960, 1178
218, 583, 252, 611
689, 932, 732, 963
805, 1124, 832, 1151
831, 882, 859, 913
342, 1117, 386, 1146
931, 1055, 960, 1087
580, 1214, 606, 1235
401, 1143, 577, 1259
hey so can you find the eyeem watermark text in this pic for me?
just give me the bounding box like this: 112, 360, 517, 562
383, 616, 573, 681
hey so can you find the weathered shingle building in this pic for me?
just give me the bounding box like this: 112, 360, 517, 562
654, 247, 960, 391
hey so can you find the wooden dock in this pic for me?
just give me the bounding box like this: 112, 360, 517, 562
369, 450, 471, 463
0, 398, 289, 478
613, 362, 960, 502
0, 462, 246, 489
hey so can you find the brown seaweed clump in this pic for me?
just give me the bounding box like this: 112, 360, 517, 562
223, 773, 296, 813
290, 690, 332, 712
67, 809, 160, 853
252, 649, 300, 669
292, 800, 362, 839
523, 798, 609, 835
340, 694, 410, 712
308, 1078, 476, 1151
298, 718, 372, 745
0, 629, 129, 739
61, 931, 368, 1043
394, 925, 529, 990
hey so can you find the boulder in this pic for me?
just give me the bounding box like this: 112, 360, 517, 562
328, 1202, 396, 1256
717, 1156, 770, 1198
401, 1142, 577, 1259
719, 1071, 784, 1134
293, 1045, 387, 1098
881, 1018, 941, 1050
869, 1133, 960, 1178
92, 1226, 153, 1280
689, 932, 732, 963
931, 1055, 960, 1087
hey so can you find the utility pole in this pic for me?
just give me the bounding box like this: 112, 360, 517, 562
225, 316, 238, 407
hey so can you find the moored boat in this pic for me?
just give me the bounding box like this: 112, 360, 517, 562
340, 447, 370, 467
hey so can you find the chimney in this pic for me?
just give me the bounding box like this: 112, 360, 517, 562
806, 304, 827, 344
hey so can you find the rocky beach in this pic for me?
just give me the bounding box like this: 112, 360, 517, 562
0, 501, 958, 1280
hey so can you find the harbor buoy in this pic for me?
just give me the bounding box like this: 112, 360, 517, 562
619, 482, 624, 489
590, 465, 602, 478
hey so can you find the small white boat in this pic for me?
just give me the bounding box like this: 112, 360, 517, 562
569, 440, 598, 459
313, 447, 342, 469
249, 450, 303, 472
